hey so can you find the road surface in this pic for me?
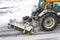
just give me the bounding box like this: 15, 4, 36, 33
0, 24, 60, 40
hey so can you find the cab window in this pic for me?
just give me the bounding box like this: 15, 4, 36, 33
53, 2, 60, 12
39, 0, 45, 9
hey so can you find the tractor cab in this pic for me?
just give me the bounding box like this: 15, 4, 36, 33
38, 0, 60, 12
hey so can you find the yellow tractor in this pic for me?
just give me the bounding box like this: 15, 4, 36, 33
31, 0, 60, 31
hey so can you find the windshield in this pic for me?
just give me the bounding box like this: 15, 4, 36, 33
39, 0, 45, 9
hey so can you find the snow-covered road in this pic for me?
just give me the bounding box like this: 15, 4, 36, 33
0, 24, 60, 40
0, 30, 60, 40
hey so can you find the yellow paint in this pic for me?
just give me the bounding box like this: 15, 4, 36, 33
44, 2, 48, 10
46, 0, 60, 2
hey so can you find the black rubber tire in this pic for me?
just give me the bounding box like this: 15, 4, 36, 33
39, 13, 57, 31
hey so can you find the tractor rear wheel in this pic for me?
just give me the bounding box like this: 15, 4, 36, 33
39, 13, 57, 31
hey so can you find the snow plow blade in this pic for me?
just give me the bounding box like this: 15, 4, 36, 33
8, 20, 33, 35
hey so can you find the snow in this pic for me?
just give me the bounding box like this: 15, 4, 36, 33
0, 0, 39, 27
0, 32, 60, 40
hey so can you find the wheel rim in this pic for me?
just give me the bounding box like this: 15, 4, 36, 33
43, 17, 55, 29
